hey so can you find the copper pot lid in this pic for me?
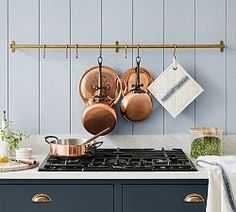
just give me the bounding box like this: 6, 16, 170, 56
79, 66, 121, 104
122, 67, 153, 95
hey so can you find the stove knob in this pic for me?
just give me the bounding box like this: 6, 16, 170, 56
31, 193, 52, 203
184, 193, 204, 203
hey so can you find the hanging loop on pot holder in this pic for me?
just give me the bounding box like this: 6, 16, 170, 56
173, 44, 178, 70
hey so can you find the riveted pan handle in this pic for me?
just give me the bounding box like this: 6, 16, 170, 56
89, 141, 103, 149
45, 136, 59, 144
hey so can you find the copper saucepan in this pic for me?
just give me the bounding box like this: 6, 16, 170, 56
45, 127, 110, 157
120, 56, 153, 122
79, 56, 122, 135
82, 95, 119, 135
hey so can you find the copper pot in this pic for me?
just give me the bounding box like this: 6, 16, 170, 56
120, 56, 153, 122
45, 136, 102, 157
45, 127, 110, 157
82, 96, 118, 135
79, 59, 122, 135
120, 90, 153, 122
45, 136, 103, 157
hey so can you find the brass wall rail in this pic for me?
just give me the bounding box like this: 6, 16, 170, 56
10, 40, 225, 53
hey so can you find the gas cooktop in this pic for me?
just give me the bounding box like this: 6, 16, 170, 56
38, 148, 197, 171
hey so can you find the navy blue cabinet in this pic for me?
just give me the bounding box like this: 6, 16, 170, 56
0, 183, 113, 212
123, 184, 207, 212
0, 179, 207, 212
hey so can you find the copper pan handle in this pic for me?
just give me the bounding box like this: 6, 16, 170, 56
83, 127, 110, 145
88, 141, 103, 150
112, 77, 123, 105
121, 79, 128, 96
45, 136, 58, 144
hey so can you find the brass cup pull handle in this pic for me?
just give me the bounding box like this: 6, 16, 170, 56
184, 193, 204, 203
31, 193, 52, 203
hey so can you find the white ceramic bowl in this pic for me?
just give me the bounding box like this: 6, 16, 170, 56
15, 148, 32, 160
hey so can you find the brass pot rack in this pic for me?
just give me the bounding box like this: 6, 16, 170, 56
10, 40, 225, 53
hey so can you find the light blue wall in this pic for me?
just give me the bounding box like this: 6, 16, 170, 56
0, 0, 235, 135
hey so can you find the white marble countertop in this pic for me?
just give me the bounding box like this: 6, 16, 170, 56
0, 134, 235, 180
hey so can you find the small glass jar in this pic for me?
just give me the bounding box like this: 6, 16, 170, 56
189, 128, 223, 159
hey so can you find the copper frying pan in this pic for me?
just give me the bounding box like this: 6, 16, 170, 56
120, 56, 153, 122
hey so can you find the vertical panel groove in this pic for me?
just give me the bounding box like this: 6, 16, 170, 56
227, 0, 236, 134
131, 0, 134, 66
162, 0, 165, 134
225, 0, 228, 134
38, 0, 41, 134
69, 0, 72, 134
6, 0, 9, 120
193, 0, 196, 128
131, 0, 134, 135
101, 0, 103, 45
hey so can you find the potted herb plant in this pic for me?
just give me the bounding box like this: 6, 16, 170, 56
0, 111, 28, 156
1, 130, 26, 150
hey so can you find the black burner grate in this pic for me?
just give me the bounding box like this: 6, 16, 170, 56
38, 148, 197, 171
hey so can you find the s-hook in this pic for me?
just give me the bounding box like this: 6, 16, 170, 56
42, 44, 46, 59
65, 45, 69, 59
75, 44, 79, 59
124, 44, 128, 59
135, 44, 142, 90
97, 44, 103, 97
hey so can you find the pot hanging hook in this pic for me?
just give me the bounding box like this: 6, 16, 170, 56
65, 45, 69, 59
97, 44, 103, 97
75, 44, 79, 60
42, 44, 46, 59
135, 44, 142, 90
124, 44, 128, 59
137, 44, 140, 57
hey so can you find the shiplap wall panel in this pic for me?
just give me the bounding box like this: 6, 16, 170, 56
195, 0, 226, 129
71, 0, 101, 134
0, 0, 7, 118
227, 0, 236, 134
133, 0, 163, 134
1, 0, 235, 135
9, 0, 39, 133
103, 0, 133, 135
40, 0, 71, 134
163, 0, 195, 134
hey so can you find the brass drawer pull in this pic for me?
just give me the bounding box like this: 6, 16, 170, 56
31, 193, 52, 203
184, 193, 204, 203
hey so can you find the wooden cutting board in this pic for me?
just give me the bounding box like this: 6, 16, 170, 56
0, 160, 39, 172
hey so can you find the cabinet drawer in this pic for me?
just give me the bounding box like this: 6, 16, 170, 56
0, 184, 113, 212
123, 184, 207, 212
